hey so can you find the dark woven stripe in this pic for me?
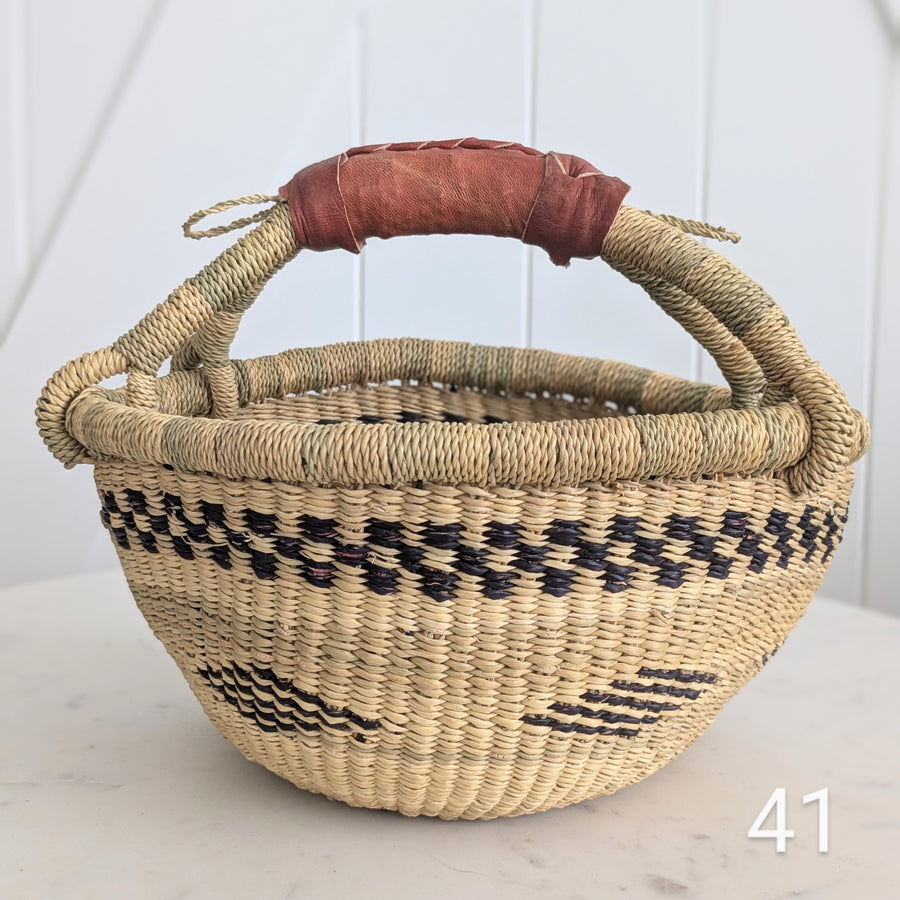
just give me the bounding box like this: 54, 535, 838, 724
766, 510, 795, 568
520, 714, 640, 737
100, 489, 847, 602
578, 691, 682, 713
548, 701, 660, 726
314, 410, 511, 426
635, 667, 718, 684
609, 680, 703, 700
527, 666, 716, 738
485, 522, 521, 550
797, 505, 821, 564
197, 661, 380, 735
820, 509, 846, 563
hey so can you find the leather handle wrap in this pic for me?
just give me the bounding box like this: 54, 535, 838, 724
278, 138, 630, 267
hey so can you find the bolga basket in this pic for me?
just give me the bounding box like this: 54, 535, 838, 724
37, 139, 869, 820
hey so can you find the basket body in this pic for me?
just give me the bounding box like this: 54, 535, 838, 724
39, 140, 869, 819
94, 401, 852, 819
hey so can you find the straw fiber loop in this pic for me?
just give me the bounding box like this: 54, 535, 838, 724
182, 194, 282, 240
37, 139, 869, 819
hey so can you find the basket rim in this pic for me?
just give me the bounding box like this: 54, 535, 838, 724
64, 336, 834, 490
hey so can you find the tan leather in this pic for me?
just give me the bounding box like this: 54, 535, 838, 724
279, 138, 629, 266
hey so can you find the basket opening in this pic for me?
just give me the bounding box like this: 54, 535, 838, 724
135, 338, 731, 428
232, 382, 628, 427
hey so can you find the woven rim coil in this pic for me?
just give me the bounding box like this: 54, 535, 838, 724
37, 139, 869, 820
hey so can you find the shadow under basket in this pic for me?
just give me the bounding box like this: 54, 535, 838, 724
37, 139, 868, 819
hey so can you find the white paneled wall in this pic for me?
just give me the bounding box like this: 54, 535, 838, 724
533, 0, 709, 375
1, 0, 25, 332
2, 0, 898, 616
865, 45, 900, 609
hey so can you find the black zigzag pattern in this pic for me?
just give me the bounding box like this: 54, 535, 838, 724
197, 661, 380, 736
521, 667, 717, 738
100, 488, 847, 603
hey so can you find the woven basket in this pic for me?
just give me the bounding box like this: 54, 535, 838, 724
37, 139, 869, 820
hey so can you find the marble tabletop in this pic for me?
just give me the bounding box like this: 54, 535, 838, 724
2, 570, 898, 899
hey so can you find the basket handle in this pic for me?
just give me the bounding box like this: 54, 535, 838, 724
37, 139, 867, 494
277, 138, 629, 266
173, 139, 769, 411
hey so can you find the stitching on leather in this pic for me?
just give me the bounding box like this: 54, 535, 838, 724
349, 138, 546, 160
547, 150, 604, 182
548, 151, 567, 175
334, 152, 362, 251
521, 155, 551, 241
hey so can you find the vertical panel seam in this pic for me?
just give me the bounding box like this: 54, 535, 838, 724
352, 7, 368, 342
860, 47, 897, 610
870, 0, 900, 47
0, 0, 169, 349
8, 0, 29, 281
691, 0, 718, 385
520, 0, 539, 349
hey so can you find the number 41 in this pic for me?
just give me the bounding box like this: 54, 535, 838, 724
747, 788, 829, 853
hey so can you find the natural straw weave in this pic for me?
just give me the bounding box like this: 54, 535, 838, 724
38, 181, 868, 819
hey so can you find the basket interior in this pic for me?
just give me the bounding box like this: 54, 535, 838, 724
232, 382, 629, 427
